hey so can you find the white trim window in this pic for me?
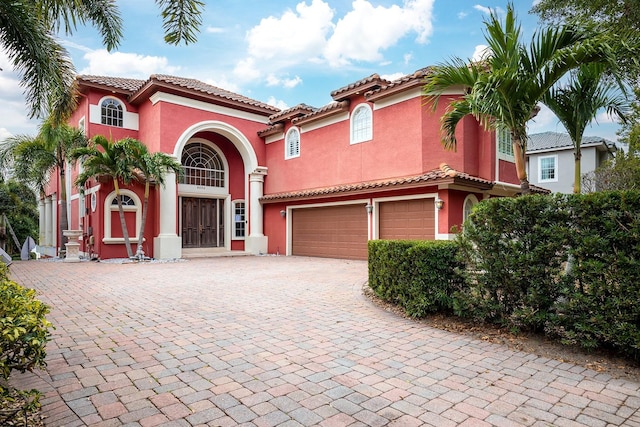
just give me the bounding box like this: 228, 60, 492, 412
285, 127, 300, 159
463, 194, 479, 223
539, 155, 558, 182
103, 190, 142, 243
497, 126, 514, 160
101, 98, 124, 127
232, 200, 246, 240
350, 103, 372, 144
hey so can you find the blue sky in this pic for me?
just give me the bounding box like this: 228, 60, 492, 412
0, 0, 623, 142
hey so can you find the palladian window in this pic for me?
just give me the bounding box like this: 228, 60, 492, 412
180, 143, 226, 188
101, 98, 124, 127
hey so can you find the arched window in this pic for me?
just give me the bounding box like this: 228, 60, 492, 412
463, 194, 479, 223
103, 190, 142, 243
181, 142, 226, 188
285, 127, 300, 159
351, 104, 372, 144
101, 98, 124, 127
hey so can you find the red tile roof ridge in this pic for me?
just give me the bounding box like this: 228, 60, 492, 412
76, 75, 147, 92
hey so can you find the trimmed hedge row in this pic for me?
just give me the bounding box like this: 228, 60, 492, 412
368, 191, 640, 361
368, 239, 464, 318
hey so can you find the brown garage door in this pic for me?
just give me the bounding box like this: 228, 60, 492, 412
292, 204, 368, 260
379, 198, 435, 240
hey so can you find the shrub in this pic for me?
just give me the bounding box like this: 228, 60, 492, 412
368, 240, 464, 318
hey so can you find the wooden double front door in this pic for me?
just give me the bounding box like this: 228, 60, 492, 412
181, 197, 225, 248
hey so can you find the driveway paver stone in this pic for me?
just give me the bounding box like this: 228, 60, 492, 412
8, 256, 640, 426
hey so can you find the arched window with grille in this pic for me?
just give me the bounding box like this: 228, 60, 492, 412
351, 103, 372, 144
104, 190, 141, 242
285, 127, 300, 159
180, 142, 226, 188
101, 98, 124, 127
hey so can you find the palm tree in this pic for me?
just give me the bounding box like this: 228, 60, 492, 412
122, 140, 182, 259
423, 3, 619, 194
0, 119, 88, 255
72, 136, 139, 258
1, 0, 204, 122
542, 63, 630, 193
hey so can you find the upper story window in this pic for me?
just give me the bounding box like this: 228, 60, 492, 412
351, 104, 373, 144
497, 126, 514, 159
101, 98, 123, 127
285, 127, 300, 159
181, 142, 226, 188
539, 155, 558, 182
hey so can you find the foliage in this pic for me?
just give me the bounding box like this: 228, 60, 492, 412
582, 149, 640, 192
424, 3, 619, 194
532, 0, 640, 83
1, 0, 204, 122
455, 192, 640, 360
72, 136, 140, 258
0, 120, 88, 255
0, 263, 52, 381
542, 63, 630, 193
0, 180, 39, 255
456, 195, 571, 331
368, 240, 465, 318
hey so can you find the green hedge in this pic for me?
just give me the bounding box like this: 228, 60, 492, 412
368, 191, 640, 361
0, 262, 52, 422
368, 240, 464, 318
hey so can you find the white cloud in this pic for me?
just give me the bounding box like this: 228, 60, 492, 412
403, 53, 413, 65
527, 104, 561, 134
381, 72, 405, 81
206, 26, 225, 34
471, 44, 490, 61
324, 0, 434, 67
246, 0, 334, 61
266, 96, 289, 110
458, 11, 468, 19
233, 57, 262, 81
595, 110, 621, 124
266, 74, 302, 88
203, 77, 241, 95
473, 5, 504, 15
0, 50, 41, 136
0, 128, 13, 142
79, 49, 180, 78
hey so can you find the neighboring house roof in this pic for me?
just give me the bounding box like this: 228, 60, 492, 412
527, 132, 616, 153
76, 74, 280, 116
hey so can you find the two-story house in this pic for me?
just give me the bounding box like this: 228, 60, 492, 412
526, 132, 616, 194
38, 68, 531, 261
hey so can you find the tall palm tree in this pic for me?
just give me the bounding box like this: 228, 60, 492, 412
1, 0, 203, 122
423, 3, 619, 194
542, 63, 630, 193
122, 140, 182, 259
72, 136, 139, 258
0, 119, 88, 254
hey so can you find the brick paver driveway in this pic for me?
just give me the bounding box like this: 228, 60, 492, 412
9, 257, 640, 427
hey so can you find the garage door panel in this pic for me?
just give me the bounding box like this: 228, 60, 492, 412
379, 199, 435, 240
292, 205, 367, 260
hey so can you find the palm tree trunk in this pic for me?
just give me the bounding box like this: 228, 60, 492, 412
574, 150, 582, 194
135, 182, 150, 259
113, 179, 134, 258
512, 139, 531, 195
59, 168, 69, 256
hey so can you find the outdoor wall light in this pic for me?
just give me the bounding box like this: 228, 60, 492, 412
365, 204, 373, 214
280, 209, 286, 218
435, 198, 444, 210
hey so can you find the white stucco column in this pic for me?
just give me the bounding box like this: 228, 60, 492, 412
39, 199, 46, 247
51, 194, 58, 257
153, 170, 182, 259
245, 167, 268, 255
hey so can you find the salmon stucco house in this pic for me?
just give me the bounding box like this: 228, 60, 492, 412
38, 68, 527, 261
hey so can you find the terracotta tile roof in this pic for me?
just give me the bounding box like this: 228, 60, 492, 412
257, 123, 284, 138
147, 75, 280, 112
330, 73, 390, 101
291, 101, 350, 126
261, 167, 493, 202
365, 67, 433, 101
268, 104, 318, 124
76, 75, 146, 93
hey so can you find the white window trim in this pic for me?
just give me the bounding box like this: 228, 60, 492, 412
103, 189, 142, 244
89, 96, 139, 130
463, 194, 479, 223
538, 155, 558, 183
285, 127, 301, 159
350, 103, 373, 145
497, 126, 514, 161
232, 199, 246, 241
179, 138, 230, 194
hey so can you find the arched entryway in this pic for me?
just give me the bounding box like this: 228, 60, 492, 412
179, 139, 229, 250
